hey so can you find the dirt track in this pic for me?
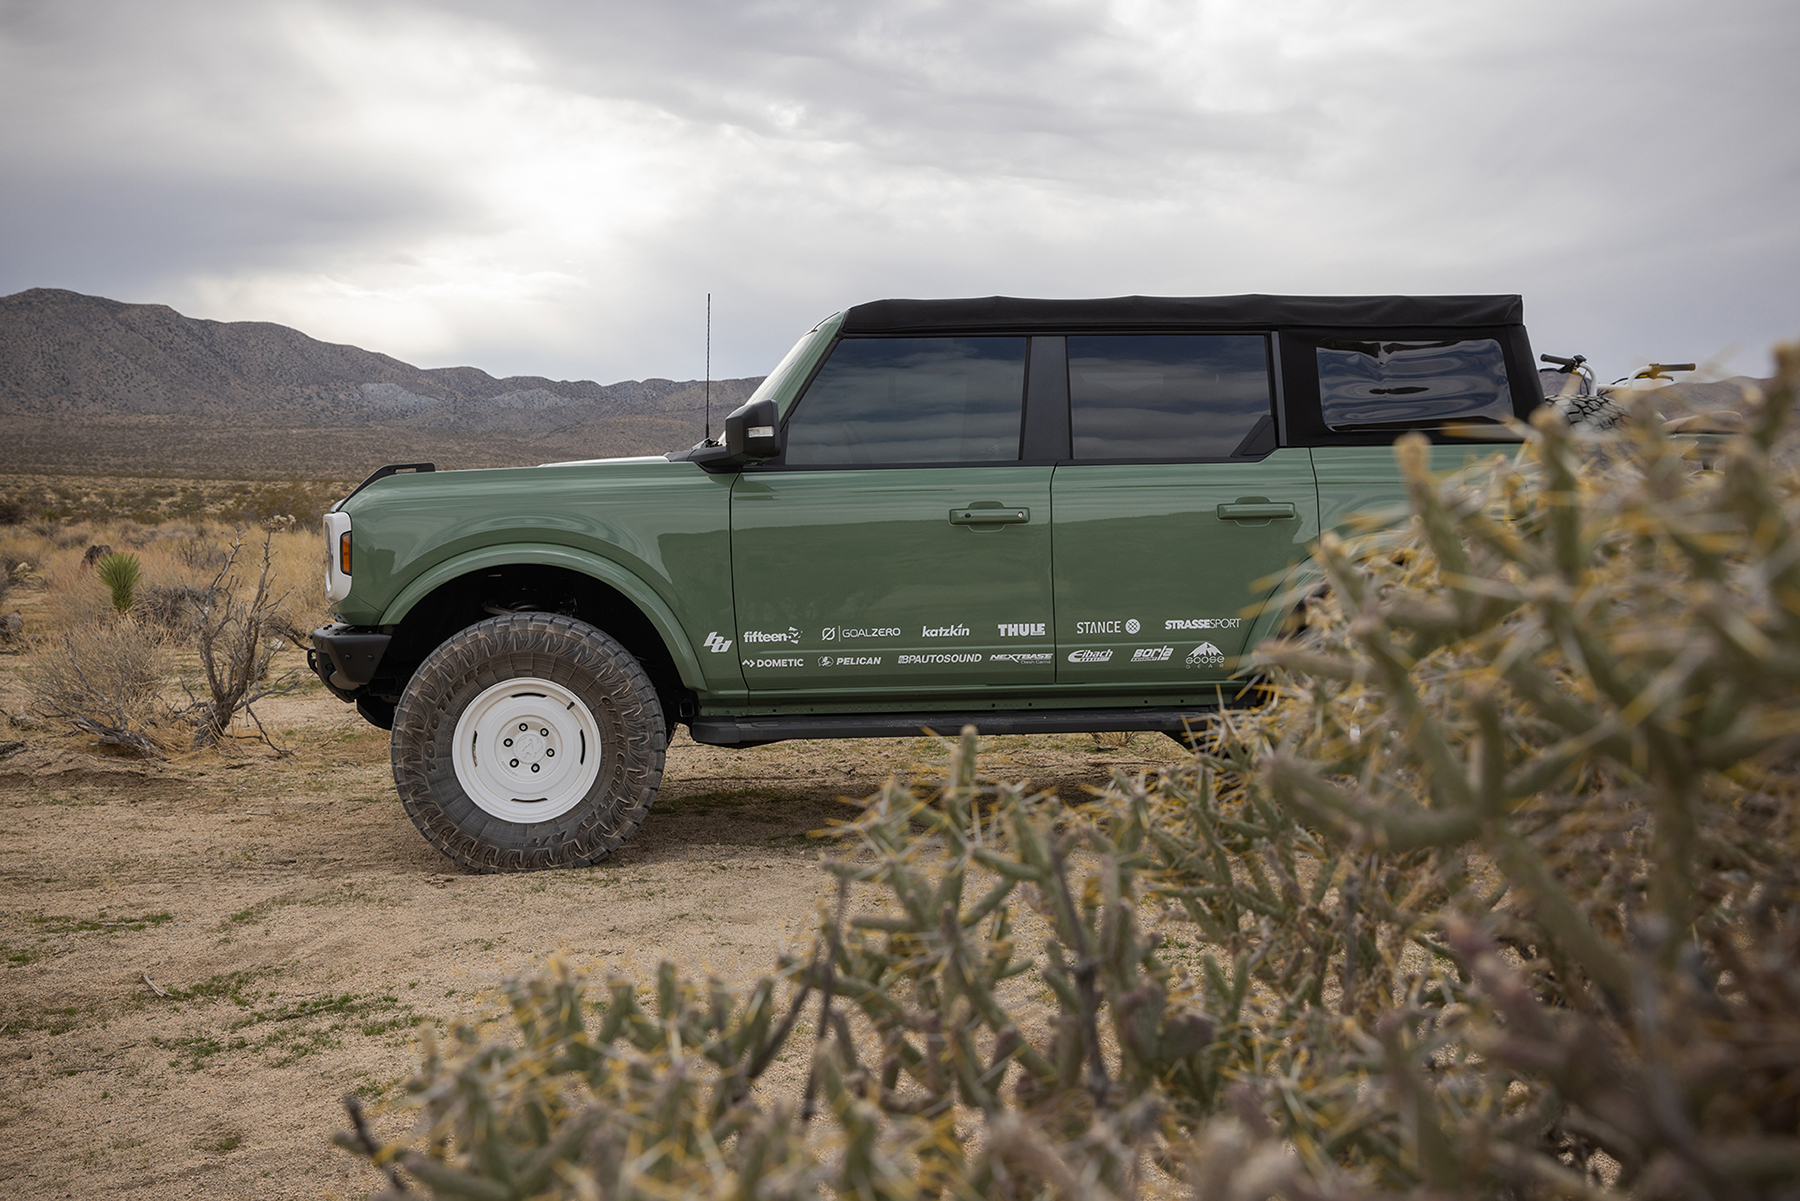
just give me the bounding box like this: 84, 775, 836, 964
0, 658, 1186, 1200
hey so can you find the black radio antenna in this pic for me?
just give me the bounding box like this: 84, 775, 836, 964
704, 292, 712, 443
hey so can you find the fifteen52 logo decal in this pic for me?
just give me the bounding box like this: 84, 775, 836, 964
742, 627, 801, 644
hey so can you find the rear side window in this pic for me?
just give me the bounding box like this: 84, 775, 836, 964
1316, 337, 1512, 430
1068, 334, 1272, 460
783, 336, 1026, 466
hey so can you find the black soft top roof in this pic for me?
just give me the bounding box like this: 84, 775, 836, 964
840, 294, 1523, 334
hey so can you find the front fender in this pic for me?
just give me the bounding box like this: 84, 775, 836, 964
379, 543, 706, 691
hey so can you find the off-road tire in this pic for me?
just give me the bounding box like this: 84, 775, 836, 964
390, 613, 666, 872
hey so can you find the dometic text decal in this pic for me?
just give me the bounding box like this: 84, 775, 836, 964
899, 653, 983, 664
702, 631, 733, 653
742, 657, 804, 668
1165, 618, 1241, 630
921, 624, 971, 638
997, 622, 1046, 637
1067, 649, 1113, 664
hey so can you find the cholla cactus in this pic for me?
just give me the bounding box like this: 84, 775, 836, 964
338, 349, 1800, 1201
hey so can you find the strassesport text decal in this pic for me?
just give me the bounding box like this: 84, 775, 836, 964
1165, 618, 1241, 630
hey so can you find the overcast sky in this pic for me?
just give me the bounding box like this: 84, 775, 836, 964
2, 0, 1796, 385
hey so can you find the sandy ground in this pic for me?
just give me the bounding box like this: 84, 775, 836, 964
0, 649, 1187, 1200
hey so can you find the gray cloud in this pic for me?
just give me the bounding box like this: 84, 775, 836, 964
1, 0, 1796, 385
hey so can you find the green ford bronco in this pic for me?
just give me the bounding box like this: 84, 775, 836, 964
309, 294, 1543, 871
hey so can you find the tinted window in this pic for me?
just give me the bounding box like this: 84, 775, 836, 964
1068, 334, 1272, 459
784, 337, 1026, 466
1316, 338, 1512, 430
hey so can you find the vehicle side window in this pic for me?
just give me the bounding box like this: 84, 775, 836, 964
783, 337, 1027, 466
1316, 337, 1512, 430
1067, 334, 1272, 460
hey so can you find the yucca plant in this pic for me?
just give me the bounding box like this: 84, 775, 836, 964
95, 551, 141, 613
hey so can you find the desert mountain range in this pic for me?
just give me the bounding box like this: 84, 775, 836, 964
0, 288, 760, 479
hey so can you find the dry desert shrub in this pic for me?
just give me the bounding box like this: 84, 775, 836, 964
26, 617, 169, 756
335, 351, 1800, 1200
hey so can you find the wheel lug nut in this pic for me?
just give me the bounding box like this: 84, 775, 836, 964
509, 759, 519, 768
504, 738, 513, 746
530, 764, 540, 772
545, 748, 555, 757
519, 723, 528, 731
540, 728, 549, 737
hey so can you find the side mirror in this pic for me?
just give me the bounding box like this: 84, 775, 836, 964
724, 398, 781, 460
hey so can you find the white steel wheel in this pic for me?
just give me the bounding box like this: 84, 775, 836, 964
450, 678, 603, 822
391, 612, 667, 873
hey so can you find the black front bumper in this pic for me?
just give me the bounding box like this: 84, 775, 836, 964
308, 625, 392, 701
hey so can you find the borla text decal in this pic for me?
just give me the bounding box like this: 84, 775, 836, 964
1131, 646, 1173, 662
